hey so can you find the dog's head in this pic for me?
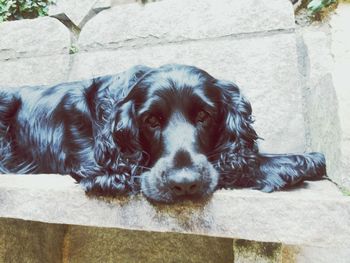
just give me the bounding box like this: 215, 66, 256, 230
113, 64, 258, 203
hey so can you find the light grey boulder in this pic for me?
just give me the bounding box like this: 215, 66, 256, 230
0, 17, 70, 61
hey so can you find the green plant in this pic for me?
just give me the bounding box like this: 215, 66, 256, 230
307, 0, 337, 14
69, 45, 79, 55
340, 187, 350, 196
0, 0, 54, 22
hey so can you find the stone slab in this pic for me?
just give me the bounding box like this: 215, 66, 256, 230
0, 174, 349, 248
299, 4, 350, 190
78, 0, 295, 51
0, 17, 71, 61
0, 55, 70, 87
71, 33, 305, 153
299, 25, 343, 190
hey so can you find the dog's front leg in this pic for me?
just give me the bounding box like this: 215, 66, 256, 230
70, 163, 141, 196
254, 152, 327, 192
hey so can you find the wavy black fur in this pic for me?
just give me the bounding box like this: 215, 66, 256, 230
0, 64, 326, 202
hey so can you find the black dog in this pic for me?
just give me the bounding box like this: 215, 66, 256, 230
0, 64, 326, 203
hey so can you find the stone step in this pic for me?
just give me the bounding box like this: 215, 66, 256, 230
1, 174, 349, 248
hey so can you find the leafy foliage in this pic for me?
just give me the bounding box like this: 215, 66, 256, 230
0, 0, 54, 22
307, 0, 337, 14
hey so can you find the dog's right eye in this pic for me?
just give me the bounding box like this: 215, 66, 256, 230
146, 115, 161, 128
195, 110, 210, 123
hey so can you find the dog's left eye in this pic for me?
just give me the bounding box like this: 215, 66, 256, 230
146, 115, 161, 128
195, 110, 210, 123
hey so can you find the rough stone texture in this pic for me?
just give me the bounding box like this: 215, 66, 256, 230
283, 245, 350, 263
233, 240, 282, 263
0, 218, 66, 263
111, 0, 138, 4
0, 218, 233, 263
71, 33, 305, 153
0, 55, 70, 87
49, 0, 100, 28
0, 1, 349, 261
330, 3, 350, 190
78, 0, 295, 51
63, 225, 233, 263
298, 24, 342, 189
0, 17, 70, 61
93, 0, 112, 13
0, 174, 349, 249
299, 3, 350, 190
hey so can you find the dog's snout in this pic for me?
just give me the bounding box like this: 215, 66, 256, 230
173, 149, 193, 169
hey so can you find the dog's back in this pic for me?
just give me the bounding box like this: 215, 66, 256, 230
0, 82, 92, 173
0, 65, 152, 174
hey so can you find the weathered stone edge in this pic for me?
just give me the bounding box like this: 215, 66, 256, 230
0, 174, 349, 248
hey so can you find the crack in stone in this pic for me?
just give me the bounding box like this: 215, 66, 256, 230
78, 28, 296, 53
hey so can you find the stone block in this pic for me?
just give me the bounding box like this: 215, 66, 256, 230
78, 0, 295, 51
300, 5, 350, 190
0, 218, 66, 263
63, 225, 233, 263
0, 17, 70, 61
330, 3, 350, 190
0, 174, 349, 248
299, 25, 341, 186
0, 55, 70, 87
70, 33, 305, 153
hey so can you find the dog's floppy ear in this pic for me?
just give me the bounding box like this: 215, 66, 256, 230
92, 65, 152, 167
214, 79, 258, 150
113, 100, 141, 155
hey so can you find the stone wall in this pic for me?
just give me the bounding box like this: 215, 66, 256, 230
1, 0, 349, 187
0, 0, 304, 155
1, 0, 350, 262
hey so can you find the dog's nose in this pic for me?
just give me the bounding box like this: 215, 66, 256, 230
169, 179, 200, 196
173, 149, 193, 169
168, 174, 201, 196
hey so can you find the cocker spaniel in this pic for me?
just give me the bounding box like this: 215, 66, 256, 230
0, 64, 326, 203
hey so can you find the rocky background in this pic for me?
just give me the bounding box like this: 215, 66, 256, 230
1, 0, 350, 262
0, 0, 349, 190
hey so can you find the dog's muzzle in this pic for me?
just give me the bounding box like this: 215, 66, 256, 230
141, 149, 218, 203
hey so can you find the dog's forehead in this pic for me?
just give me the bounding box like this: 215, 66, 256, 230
135, 66, 217, 115
148, 67, 207, 91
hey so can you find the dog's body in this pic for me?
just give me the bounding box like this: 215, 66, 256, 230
0, 64, 326, 202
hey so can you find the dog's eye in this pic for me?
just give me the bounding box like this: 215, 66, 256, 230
146, 115, 161, 128
196, 110, 210, 123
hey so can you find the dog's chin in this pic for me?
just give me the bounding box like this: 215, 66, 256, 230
140, 163, 219, 204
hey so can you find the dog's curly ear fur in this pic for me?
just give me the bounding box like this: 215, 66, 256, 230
92, 65, 152, 167
212, 79, 261, 189
114, 100, 141, 156
215, 79, 258, 150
